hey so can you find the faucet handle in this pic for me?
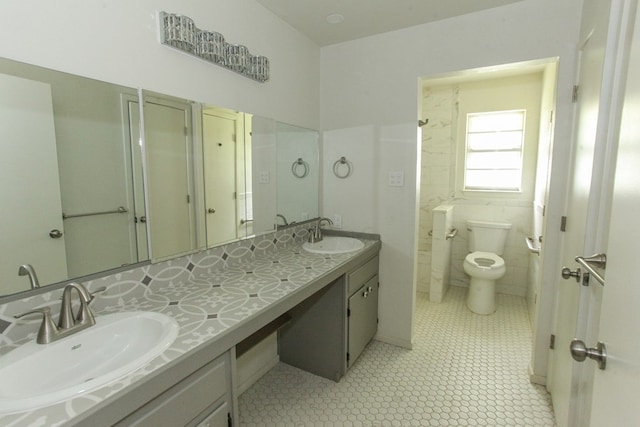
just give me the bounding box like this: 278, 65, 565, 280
14, 307, 59, 344
89, 286, 107, 303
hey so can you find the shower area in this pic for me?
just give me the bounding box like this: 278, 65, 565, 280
416, 85, 459, 301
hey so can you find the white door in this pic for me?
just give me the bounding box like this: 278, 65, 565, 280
126, 98, 149, 261
588, 0, 640, 423
144, 99, 195, 260
202, 111, 238, 246
0, 74, 68, 294
548, 0, 626, 425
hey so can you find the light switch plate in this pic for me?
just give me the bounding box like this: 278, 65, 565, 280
332, 214, 342, 229
388, 171, 404, 187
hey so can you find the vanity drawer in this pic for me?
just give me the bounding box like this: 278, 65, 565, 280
115, 353, 229, 427
347, 255, 378, 296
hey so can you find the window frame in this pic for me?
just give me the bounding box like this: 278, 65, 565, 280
463, 109, 526, 193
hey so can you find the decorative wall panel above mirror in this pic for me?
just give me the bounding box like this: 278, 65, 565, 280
0, 57, 320, 299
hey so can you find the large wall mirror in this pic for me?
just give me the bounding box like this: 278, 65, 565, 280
1, 57, 319, 298
0, 58, 147, 297
141, 91, 320, 262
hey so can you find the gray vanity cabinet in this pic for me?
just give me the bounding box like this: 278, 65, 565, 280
113, 351, 235, 427
346, 255, 379, 368
279, 252, 380, 382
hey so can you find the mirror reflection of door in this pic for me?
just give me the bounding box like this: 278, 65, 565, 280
202, 108, 239, 246
124, 97, 148, 261
144, 97, 196, 260
0, 74, 68, 293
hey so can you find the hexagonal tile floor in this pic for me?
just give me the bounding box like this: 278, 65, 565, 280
239, 286, 555, 426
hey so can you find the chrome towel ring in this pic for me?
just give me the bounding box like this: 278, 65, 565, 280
291, 158, 309, 178
333, 156, 352, 179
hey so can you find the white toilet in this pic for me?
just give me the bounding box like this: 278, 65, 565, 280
463, 220, 511, 315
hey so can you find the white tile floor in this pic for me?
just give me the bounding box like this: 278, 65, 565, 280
239, 286, 556, 426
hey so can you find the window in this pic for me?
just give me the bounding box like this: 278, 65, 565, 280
464, 110, 526, 192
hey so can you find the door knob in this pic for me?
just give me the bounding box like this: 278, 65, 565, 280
208, 208, 216, 214
49, 229, 63, 239
561, 267, 581, 282
570, 339, 607, 370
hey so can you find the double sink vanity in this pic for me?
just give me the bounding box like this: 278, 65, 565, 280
0, 225, 380, 426
0, 53, 378, 427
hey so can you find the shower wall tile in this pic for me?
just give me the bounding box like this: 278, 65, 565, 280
416, 250, 431, 293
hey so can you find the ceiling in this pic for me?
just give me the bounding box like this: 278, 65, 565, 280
255, 0, 526, 46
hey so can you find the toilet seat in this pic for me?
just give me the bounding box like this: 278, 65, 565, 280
465, 251, 505, 270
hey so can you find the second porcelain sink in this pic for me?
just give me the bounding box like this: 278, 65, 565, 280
303, 236, 365, 254
0, 311, 179, 414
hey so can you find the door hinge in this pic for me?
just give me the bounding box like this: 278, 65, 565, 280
186, 194, 191, 204
184, 126, 188, 136
549, 110, 554, 123
347, 308, 351, 317
542, 205, 546, 216
572, 85, 579, 103
228, 412, 233, 427
346, 352, 350, 362
550, 334, 556, 349
560, 216, 567, 232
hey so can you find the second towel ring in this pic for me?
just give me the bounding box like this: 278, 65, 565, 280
333, 156, 352, 179
292, 158, 309, 178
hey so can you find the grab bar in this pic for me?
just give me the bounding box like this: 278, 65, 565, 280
445, 228, 458, 240
63, 206, 128, 220
525, 236, 541, 255
575, 253, 606, 286
240, 218, 254, 225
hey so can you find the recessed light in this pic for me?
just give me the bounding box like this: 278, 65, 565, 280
326, 13, 344, 24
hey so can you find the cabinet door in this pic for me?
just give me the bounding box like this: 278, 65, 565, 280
348, 275, 378, 367
196, 402, 229, 427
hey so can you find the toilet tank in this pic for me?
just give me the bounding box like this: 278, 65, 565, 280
466, 220, 512, 255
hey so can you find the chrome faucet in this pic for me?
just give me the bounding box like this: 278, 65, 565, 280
14, 282, 104, 344
308, 218, 333, 243
276, 214, 289, 226
58, 282, 96, 330
18, 264, 40, 290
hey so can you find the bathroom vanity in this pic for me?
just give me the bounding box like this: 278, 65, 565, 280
0, 227, 380, 427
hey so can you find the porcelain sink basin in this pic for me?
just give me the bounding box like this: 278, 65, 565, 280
303, 236, 365, 254
0, 311, 179, 414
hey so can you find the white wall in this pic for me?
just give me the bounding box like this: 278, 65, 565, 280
0, 0, 320, 130
320, 0, 583, 347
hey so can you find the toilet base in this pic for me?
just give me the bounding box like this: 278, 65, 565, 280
466, 277, 496, 315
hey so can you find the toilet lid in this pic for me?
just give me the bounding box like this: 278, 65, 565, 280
465, 251, 505, 269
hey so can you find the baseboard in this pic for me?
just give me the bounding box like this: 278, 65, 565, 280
374, 334, 413, 350
238, 354, 280, 395
528, 362, 546, 386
